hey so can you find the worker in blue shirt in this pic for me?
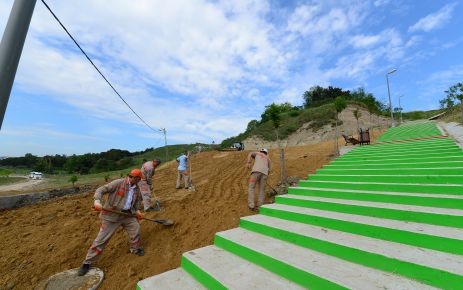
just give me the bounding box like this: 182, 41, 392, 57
176, 151, 190, 189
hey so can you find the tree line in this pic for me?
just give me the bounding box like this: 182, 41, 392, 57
0, 148, 153, 175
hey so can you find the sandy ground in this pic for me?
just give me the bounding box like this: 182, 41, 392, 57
0, 134, 381, 290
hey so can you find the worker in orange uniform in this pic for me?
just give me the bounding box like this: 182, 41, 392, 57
140, 158, 162, 211
78, 169, 145, 276
246, 148, 272, 211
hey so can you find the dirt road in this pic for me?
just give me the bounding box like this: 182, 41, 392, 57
0, 176, 44, 195
0, 136, 380, 289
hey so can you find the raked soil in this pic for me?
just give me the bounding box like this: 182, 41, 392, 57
0, 136, 381, 290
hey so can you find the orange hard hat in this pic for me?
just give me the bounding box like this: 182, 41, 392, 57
129, 169, 143, 178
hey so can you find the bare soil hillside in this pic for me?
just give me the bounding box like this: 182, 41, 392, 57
0, 134, 382, 289
244, 105, 389, 150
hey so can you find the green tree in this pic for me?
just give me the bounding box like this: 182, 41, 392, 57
69, 175, 78, 187
444, 82, 463, 119
267, 103, 286, 182
334, 96, 347, 155
353, 108, 361, 132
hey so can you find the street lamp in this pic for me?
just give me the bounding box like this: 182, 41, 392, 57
398, 95, 403, 124
386, 68, 397, 127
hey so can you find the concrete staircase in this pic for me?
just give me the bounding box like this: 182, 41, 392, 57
137, 121, 463, 289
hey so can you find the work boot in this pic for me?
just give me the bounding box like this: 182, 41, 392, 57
77, 264, 90, 276
131, 248, 145, 256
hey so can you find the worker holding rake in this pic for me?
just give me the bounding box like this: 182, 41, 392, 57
78, 169, 145, 276
176, 151, 190, 189
246, 148, 272, 211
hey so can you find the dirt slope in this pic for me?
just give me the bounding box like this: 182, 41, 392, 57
0, 135, 381, 289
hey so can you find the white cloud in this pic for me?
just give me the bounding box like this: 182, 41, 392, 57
374, 0, 391, 7
408, 3, 457, 33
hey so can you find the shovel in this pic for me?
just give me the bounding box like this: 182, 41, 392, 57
188, 155, 196, 192
102, 208, 174, 226
266, 182, 279, 197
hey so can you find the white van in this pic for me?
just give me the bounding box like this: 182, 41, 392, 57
29, 172, 43, 180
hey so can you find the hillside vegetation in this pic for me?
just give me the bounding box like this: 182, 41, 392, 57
221, 86, 385, 148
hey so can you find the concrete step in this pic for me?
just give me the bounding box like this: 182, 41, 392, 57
308, 174, 463, 184
324, 160, 463, 169
181, 245, 304, 290
316, 167, 463, 175
287, 187, 463, 209
259, 203, 463, 256
275, 194, 463, 229
240, 215, 463, 288
298, 180, 463, 195
331, 155, 463, 165
341, 147, 462, 159
349, 143, 458, 154
137, 268, 205, 290
215, 228, 437, 290
337, 151, 463, 161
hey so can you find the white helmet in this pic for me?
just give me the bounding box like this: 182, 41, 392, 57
260, 148, 268, 154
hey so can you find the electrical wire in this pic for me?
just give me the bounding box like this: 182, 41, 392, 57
40, 0, 160, 135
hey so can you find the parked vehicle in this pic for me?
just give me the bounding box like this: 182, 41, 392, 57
29, 172, 43, 180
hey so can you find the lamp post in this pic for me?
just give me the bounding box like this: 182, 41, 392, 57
0, 0, 37, 130
398, 95, 403, 124
386, 68, 397, 127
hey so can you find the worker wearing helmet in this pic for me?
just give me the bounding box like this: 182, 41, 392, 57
246, 148, 272, 211
78, 169, 145, 276
140, 158, 162, 211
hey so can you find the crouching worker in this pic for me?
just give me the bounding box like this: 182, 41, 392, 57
140, 158, 162, 211
78, 169, 145, 276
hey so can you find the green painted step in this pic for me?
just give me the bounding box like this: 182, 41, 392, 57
240, 215, 463, 289
181, 255, 227, 290
259, 204, 463, 256
287, 187, 463, 209
337, 151, 463, 161
323, 160, 463, 170
215, 229, 437, 290
316, 168, 463, 175
324, 161, 463, 169
330, 155, 463, 165
275, 195, 463, 229
214, 232, 346, 290
342, 147, 461, 158
308, 174, 463, 184
349, 143, 458, 153
298, 180, 463, 195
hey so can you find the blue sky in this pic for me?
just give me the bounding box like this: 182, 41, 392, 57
1, 0, 462, 157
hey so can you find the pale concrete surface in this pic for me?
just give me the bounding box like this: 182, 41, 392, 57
301, 180, 463, 186
290, 186, 463, 199
35, 267, 103, 290
243, 215, 463, 275
280, 194, 463, 216
217, 228, 437, 290
0, 178, 43, 192
262, 204, 463, 240
339, 146, 355, 156
333, 155, 463, 163
137, 268, 205, 290
439, 122, 463, 149
327, 160, 463, 166
183, 246, 304, 290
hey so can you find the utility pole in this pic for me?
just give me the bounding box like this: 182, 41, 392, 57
385, 68, 397, 128
399, 95, 403, 124
159, 128, 168, 162
0, 0, 37, 130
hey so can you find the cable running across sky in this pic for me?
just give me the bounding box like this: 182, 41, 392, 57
40, 0, 161, 135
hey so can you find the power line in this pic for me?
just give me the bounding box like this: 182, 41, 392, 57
40, 0, 160, 134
